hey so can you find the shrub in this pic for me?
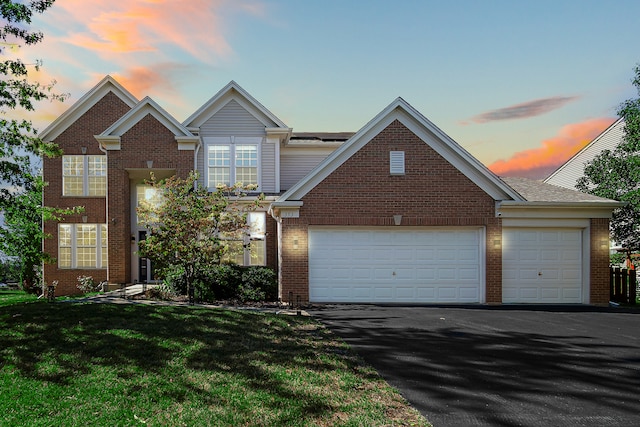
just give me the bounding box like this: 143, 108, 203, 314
77, 275, 100, 293
146, 283, 176, 300
162, 264, 277, 303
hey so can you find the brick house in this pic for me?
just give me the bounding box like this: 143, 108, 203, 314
41, 76, 621, 304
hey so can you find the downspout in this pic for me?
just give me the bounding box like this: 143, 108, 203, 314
98, 142, 109, 285
194, 135, 202, 189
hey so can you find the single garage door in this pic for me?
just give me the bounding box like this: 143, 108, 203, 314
502, 228, 583, 303
308, 227, 483, 303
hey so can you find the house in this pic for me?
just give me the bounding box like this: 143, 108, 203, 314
544, 118, 624, 190
41, 76, 622, 304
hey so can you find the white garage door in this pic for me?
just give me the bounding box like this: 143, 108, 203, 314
502, 228, 583, 303
308, 227, 483, 303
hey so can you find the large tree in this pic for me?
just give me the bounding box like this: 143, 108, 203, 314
1, 0, 63, 208
137, 172, 262, 298
576, 65, 640, 251
0, 175, 80, 292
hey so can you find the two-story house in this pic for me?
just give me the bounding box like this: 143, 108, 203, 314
42, 76, 621, 305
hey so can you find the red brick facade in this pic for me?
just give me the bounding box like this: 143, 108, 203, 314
590, 218, 612, 304
42, 79, 614, 304
43, 92, 132, 295
280, 120, 503, 304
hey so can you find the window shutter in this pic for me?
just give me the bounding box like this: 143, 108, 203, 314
390, 151, 405, 175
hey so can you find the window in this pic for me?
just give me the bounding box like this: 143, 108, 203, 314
58, 224, 108, 269
62, 155, 107, 196
136, 184, 164, 226
206, 137, 260, 189
222, 212, 266, 266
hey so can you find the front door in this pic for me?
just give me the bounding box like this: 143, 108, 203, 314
138, 230, 155, 283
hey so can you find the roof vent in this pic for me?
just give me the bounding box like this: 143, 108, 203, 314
390, 151, 405, 175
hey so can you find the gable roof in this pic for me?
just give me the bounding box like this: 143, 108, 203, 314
274, 97, 524, 204
94, 96, 197, 146
39, 75, 139, 141
544, 118, 622, 189
183, 80, 290, 130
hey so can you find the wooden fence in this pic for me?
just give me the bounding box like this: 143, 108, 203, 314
610, 267, 637, 305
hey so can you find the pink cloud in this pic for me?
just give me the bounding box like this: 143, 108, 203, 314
487, 117, 617, 179
49, 0, 265, 63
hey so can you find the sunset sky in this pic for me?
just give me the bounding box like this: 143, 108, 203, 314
16, 0, 640, 179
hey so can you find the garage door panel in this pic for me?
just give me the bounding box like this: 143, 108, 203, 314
503, 228, 583, 304
309, 227, 483, 303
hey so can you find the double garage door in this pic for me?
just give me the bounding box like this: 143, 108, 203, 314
308, 226, 585, 304
308, 227, 483, 303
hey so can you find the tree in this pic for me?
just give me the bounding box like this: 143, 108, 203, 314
1, 0, 64, 208
136, 172, 262, 299
576, 64, 640, 251
0, 175, 81, 292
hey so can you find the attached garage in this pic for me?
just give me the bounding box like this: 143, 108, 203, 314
502, 228, 585, 304
308, 227, 484, 303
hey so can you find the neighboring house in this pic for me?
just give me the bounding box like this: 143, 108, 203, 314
41, 76, 622, 304
544, 118, 624, 190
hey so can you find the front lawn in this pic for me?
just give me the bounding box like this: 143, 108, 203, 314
0, 300, 429, 426
0, 289, 38, 307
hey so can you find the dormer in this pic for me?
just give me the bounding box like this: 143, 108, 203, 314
183, 81, 292, 193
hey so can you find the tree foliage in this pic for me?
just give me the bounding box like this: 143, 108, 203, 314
0, 0, 64, 207
136, 172, 263, 297
576, 65, 640, 251
0, 175, 81, 292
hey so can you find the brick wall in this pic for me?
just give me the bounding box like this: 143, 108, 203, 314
280, 120, 500, 303
107, 113, 194, 284
590, 218, 611, 304
43, 92, 132, 295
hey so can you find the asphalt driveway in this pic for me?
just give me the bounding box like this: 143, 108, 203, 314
309, 305, 640, 427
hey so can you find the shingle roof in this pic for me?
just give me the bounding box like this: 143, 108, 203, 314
290, 132, 355, 142
502, 176, 615, 203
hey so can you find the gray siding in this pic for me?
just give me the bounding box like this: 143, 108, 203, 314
200, 99, 266, 137
196, 99, 269, 189
261, 142, 276, 193
545, 119, 623, 190
280, 152, 332, 190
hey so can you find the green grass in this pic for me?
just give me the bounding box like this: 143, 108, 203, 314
0, 300, 429, 427
0, 289, 39, 307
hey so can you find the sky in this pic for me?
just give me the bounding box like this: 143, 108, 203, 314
14, 0, 640, 179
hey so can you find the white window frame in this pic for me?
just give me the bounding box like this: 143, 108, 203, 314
222, 212, 266, 266
62, 155, 107, 196
205, 137, 261, 190
58, 224, 108, 269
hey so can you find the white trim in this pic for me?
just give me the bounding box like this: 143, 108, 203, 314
502, 225, 590, 304
544, 117, 623, 185
58, 223, 108, 269
204, 137, 262, 190
95, 97, 196, 146
276, 97, 523, 204
183, 81, 289, 129
497, 201, 621, 219
40, 75, 138, 141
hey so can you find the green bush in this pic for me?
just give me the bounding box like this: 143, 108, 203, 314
162, 264, 277, 303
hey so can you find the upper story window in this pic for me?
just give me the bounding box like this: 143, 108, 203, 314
62, 155, 107, 196
205, 137, 261, 189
